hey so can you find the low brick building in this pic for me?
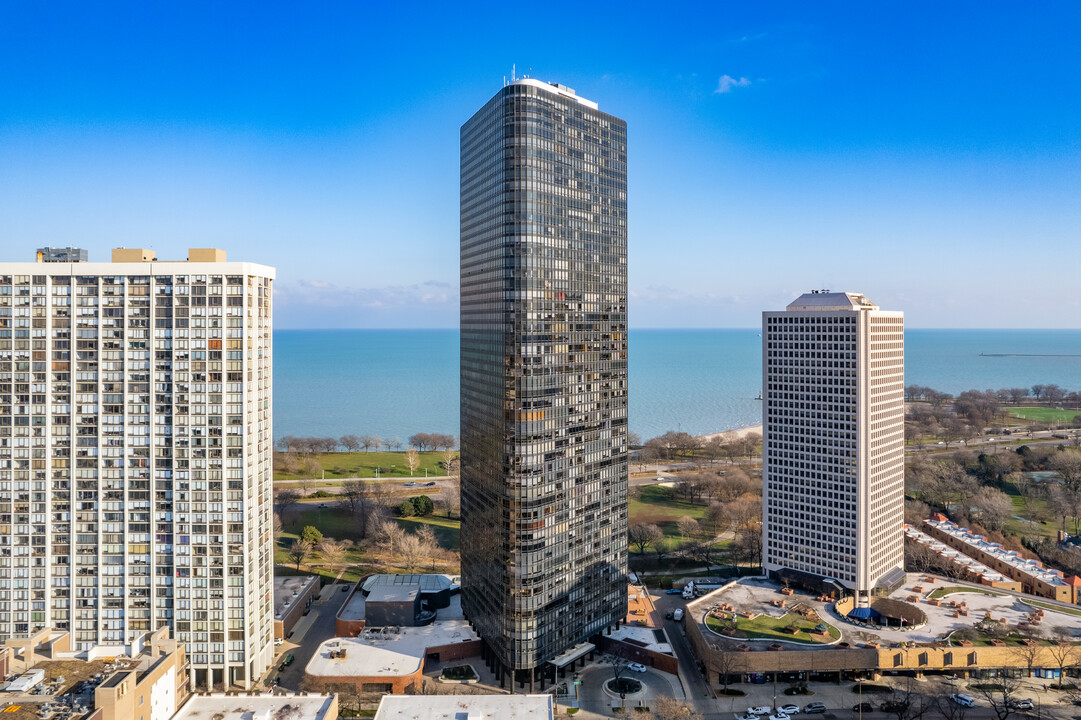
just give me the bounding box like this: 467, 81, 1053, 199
274, 575, 321, 640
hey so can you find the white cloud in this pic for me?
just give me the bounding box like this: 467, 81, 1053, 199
715, 74, 752, 94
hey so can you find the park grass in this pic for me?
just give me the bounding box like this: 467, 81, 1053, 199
396, 515, 460, 551
274, 450, 453, 482
629, 485, 709, 538
1000, 480, 1065, 540
927, 586, 1002, 600
1009, 407, 1081, 424
706, 611, 840, 644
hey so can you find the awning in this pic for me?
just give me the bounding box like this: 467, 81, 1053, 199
847, 606, 881, 620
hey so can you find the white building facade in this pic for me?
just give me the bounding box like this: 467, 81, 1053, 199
762, 292, 905, 604
0, 248, 274, 689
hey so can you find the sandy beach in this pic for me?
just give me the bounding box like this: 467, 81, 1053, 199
698, 424, 762, 443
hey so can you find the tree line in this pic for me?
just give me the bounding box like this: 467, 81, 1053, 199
276, 432, 457, 454
635, 430, 762, 464
905, 443, 1081, 578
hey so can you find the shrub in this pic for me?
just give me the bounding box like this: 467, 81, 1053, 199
311, 490, 334, 498
300, 526, 323, 544
411, 495, 435, 516
398, 500, 416, 517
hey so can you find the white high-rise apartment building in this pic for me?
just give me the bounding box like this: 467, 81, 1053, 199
762, 291, 905, 606
0, 248, 274, 690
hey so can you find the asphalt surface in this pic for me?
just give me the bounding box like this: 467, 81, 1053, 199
267, 580, 352, 690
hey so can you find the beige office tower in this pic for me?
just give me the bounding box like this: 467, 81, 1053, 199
0, 248, 274, 690
762, 292, 904, 606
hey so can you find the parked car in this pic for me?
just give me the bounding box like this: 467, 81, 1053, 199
747, 707, 772, 716
318, 503, 329, 509
274, 637, 284, 646
736, 715, 759, 720
1009, 699, 1034, 710
852, 703, 874, 713
949, 694, 975, 708
278, 653, 295, 671
666, 589, 683, 595
341, 585, 350, 592
424, 481, 436, 486
880, 701, 908, 713
404, 481, 416, 487
803, 703, 825, 714
665, 611, 674, 620
769, 714, 790, 720
627, 662, 647, 673
672, 609, 684, 621
778, 705, 800, 715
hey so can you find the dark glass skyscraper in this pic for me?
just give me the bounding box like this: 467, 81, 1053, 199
460, 79, 629, 687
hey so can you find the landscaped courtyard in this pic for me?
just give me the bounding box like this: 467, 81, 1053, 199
705, 608, 841, 644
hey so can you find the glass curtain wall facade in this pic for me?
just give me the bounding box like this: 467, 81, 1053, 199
0, 252, 275, 690
460, 80, 629, 679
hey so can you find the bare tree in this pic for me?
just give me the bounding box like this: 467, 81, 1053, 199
317, 538, 349, 567
288, 540, 313, 570
382, 437, 395, 451
677, 516, 701, 542
1010, 642, 1041, 682
713, 639, 745, 695
438, 476, 460, 518
972, 671, 1020, 720
405, 448, 420, 476
340, 434, 361, 452
441, 448, 458, 476
649, 694, 704, 720
275, 451, 300, 475
398, 532, 430, 573
628, 523, 664, 555
275, 488, 300, 524
1047, 626, 1081, 683
360, 435, 380, 452
705, 502, 726, 533
1050, 450, 1081, 492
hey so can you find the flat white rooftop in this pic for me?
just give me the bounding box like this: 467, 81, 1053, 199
608, 624, 674, 655
174, 694, 336, 720
307, 621, 478, 678
925, 518, 1069, 586
374, 694, 553, 720
274, 575, 320, 620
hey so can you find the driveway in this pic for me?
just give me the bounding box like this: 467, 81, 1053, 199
266, 580, 353, 690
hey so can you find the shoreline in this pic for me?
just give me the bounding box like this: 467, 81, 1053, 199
699, 424, 762, 442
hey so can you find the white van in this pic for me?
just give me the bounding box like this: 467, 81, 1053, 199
950, 694, 975, 707
672, 608, 684, 622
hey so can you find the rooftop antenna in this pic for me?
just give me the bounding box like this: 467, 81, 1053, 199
512, 63, 516, 82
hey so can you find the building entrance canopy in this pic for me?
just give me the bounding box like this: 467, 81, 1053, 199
549, 642, 595, 669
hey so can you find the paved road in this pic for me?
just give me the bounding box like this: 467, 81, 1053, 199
266, 580, 353, 690
576, 660, 682, 716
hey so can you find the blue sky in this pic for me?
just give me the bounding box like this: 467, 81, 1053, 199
1, 2, 1079, 329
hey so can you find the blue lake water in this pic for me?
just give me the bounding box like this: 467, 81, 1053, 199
273, 329, 1081, 442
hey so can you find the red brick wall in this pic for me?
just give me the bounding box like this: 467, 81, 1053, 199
596, 636, 679, 675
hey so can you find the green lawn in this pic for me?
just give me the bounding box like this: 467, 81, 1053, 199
629, 485, 710, 537
396, 515, 460, 551
275, 450, 453, 481
706, 610, 840, 644
1009, 407, 1081, 424
1022, 599, 1081, 618
928, 586, 1002, 600
1001, 480, 1068, 540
